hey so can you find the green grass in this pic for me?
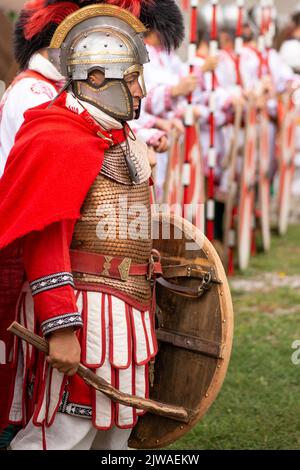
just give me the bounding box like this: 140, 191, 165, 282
167, 226, 300, 450
243, 225, 300, 277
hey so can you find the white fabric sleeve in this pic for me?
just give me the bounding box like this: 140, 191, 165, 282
0, 77, 57, 176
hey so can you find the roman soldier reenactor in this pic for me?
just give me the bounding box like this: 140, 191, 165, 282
0, 0, 184, 450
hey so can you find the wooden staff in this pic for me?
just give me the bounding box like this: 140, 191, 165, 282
226, 0, 245, 276
265, 0, 276, 50
206, 0, 219, 241
235, 0, 244, 86
244, 2, 265, 258
182, 0, 198, 217
257, 0, 271, 78
8, 321, 192, 424
252, 0, 270, 256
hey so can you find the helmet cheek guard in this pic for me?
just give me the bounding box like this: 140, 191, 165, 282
73, 78, 135, 121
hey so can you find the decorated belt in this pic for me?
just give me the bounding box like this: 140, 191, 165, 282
70, 249, 162, 282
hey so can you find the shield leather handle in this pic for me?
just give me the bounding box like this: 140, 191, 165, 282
157, 276, 213, 299
8, 321, 192, 424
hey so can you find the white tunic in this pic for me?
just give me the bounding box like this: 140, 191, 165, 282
279, 39, 300, 73
0, 53, 62, 177
0, 77, 57, 176
142, 44, 188, 119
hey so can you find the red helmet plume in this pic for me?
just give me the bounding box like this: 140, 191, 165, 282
24, 3, 80, 40
105, 0, 153, 19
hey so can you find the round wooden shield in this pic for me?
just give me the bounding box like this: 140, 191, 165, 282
277, 94, 297, 236
129, 213, 233, 449
237, 101, 257, 271
258, 107, 271, 252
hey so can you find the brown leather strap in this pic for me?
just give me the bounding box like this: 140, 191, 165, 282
161, 264, 221, 284
70, 249, 162, 282
157, 276, 213, 299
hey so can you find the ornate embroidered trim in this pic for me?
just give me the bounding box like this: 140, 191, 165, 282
58, 392, 92, 419
58, 391, 70, 413
30, 272, 75, 296
41, 313, 83, 336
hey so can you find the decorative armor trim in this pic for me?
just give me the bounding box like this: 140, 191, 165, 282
118, 257, 132, 281
50, 5, 147, 49
41, 312, 83, 336
68, 57, 137, 65
102, 256, 113, 277
30, 272, 75, 296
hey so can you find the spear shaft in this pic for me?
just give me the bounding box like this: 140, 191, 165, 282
206, 0, 219, 241
182, 0, 198, 217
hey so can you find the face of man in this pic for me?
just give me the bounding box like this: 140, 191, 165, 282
293, 26, 300, 40
219, 31, 234, 51
242, 25, 254, 43
123, 72, 144, 112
